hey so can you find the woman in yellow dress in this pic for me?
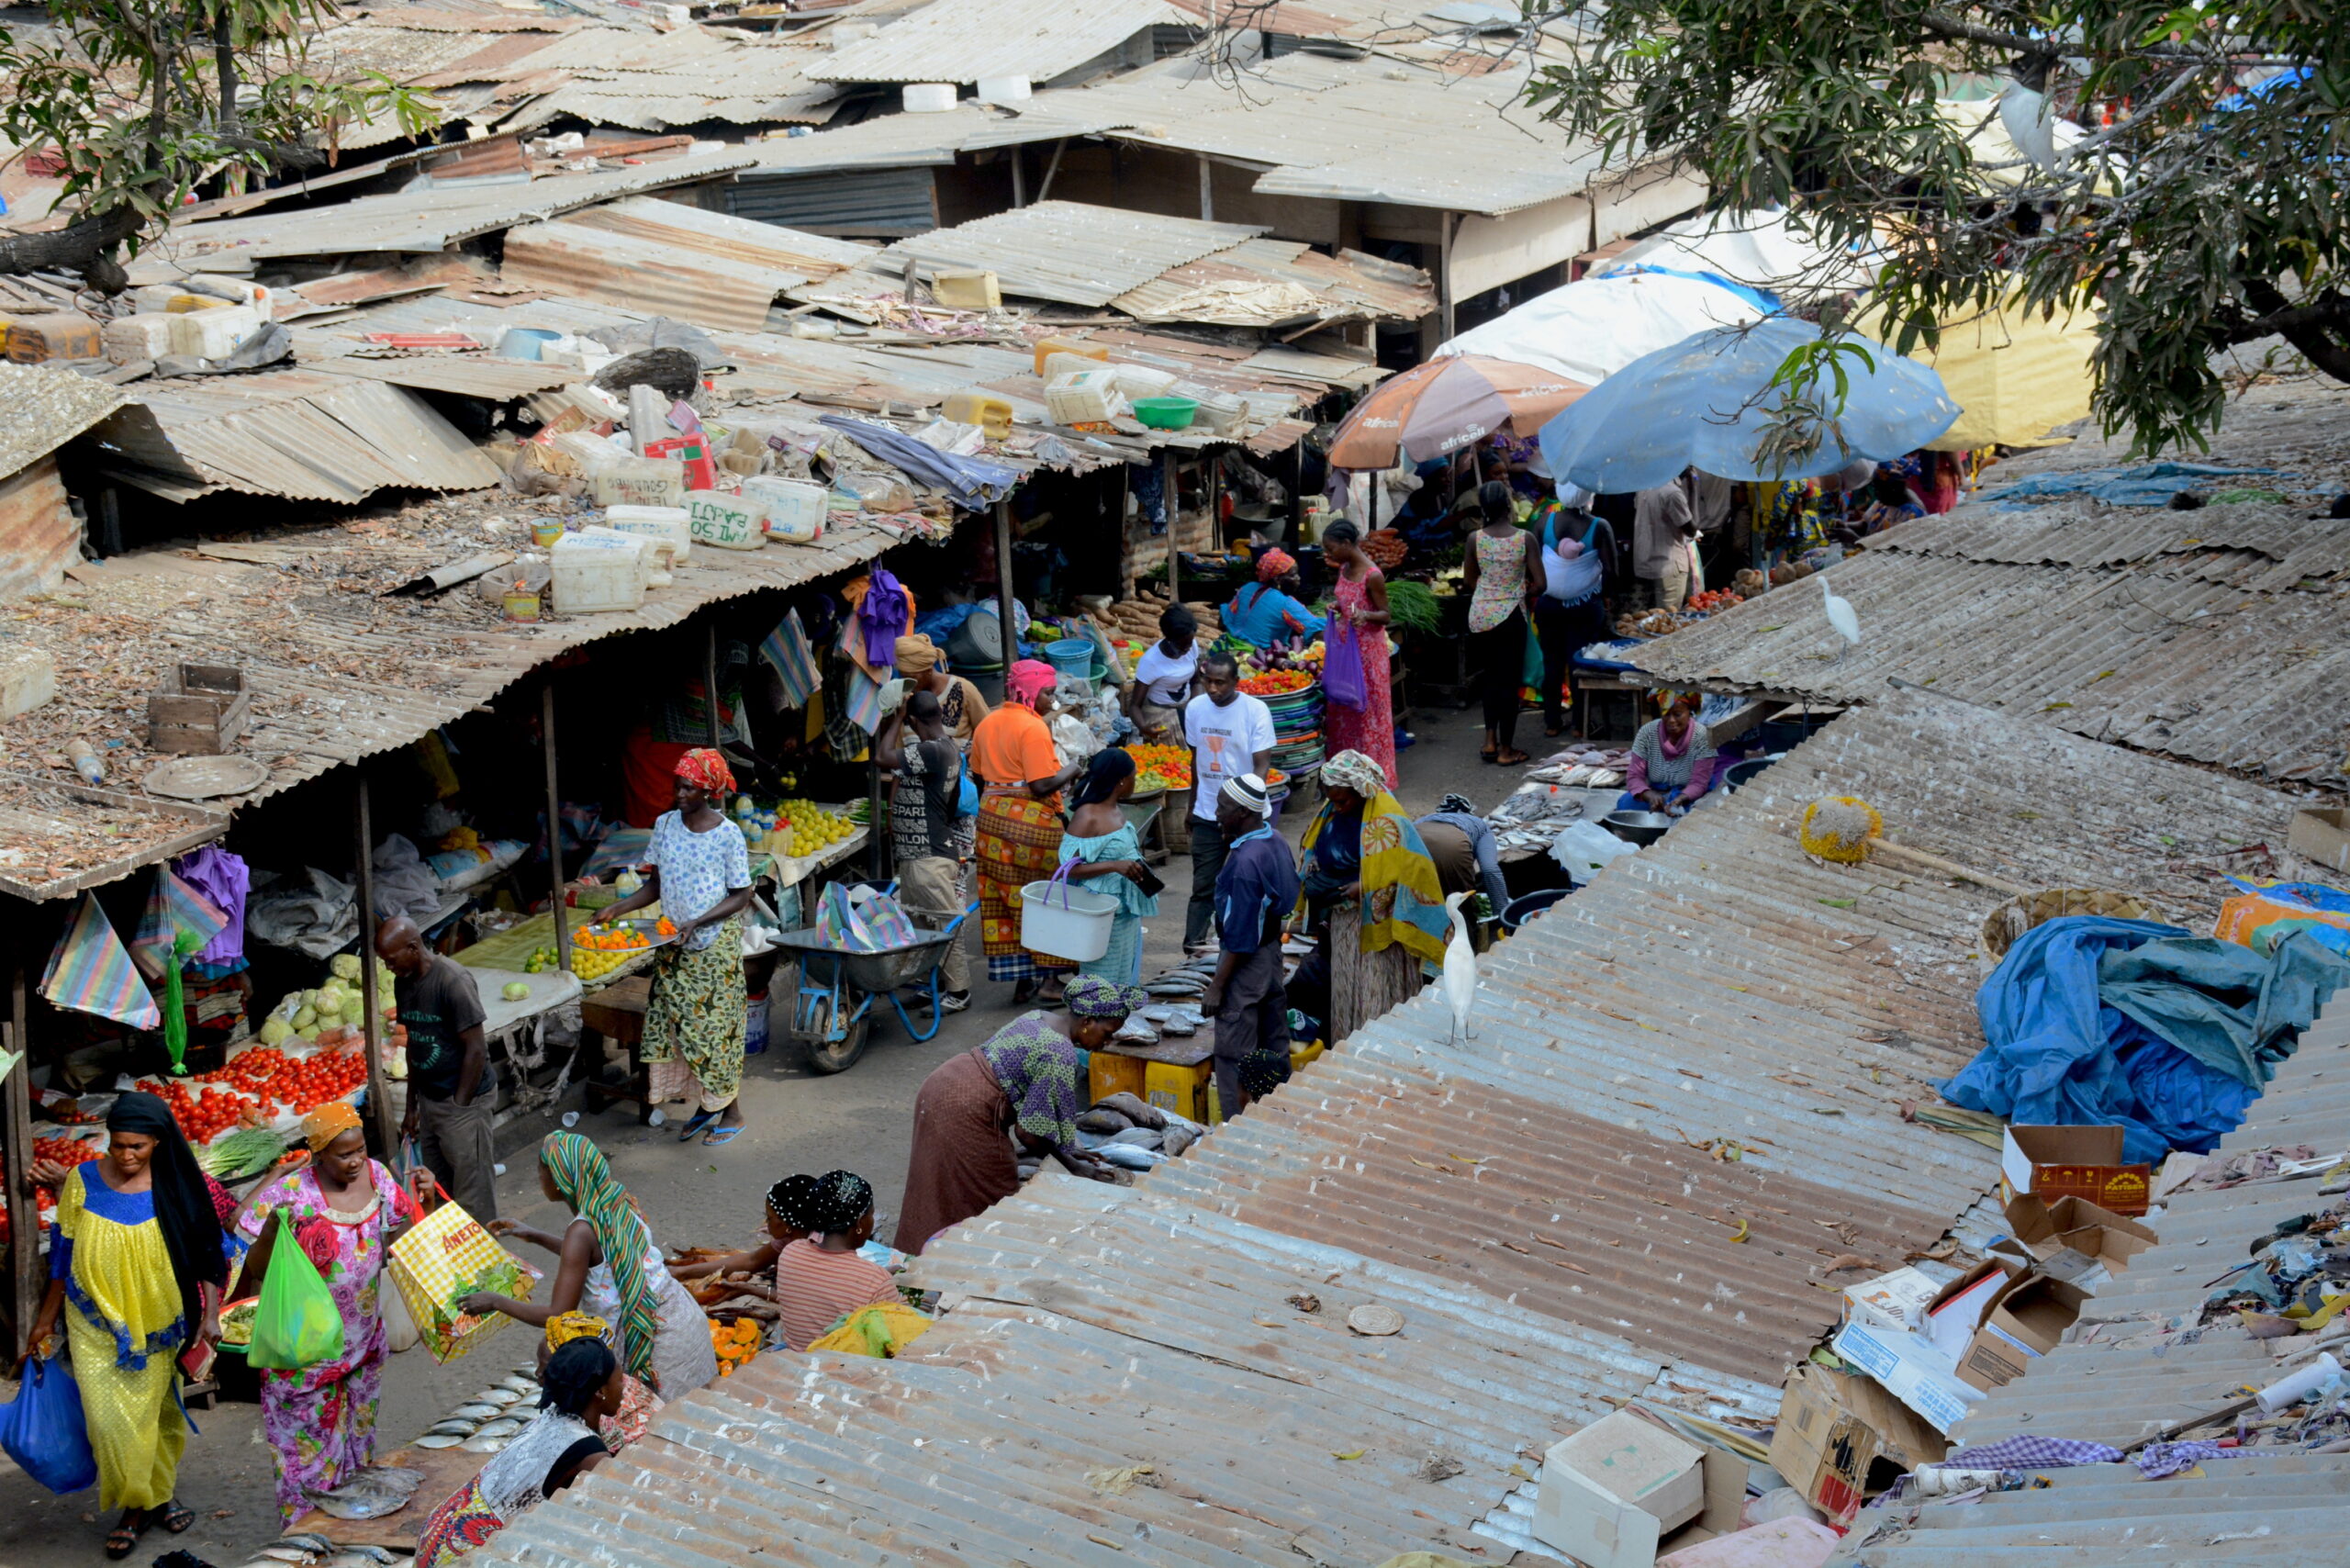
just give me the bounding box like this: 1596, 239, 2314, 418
16, 1092, 227, 1559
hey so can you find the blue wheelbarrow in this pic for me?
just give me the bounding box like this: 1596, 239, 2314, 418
771, 896, 976, 1074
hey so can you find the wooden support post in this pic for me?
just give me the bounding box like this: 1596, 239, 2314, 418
1011, 146, 1025, 208
1163, 450, 1181, 602
994, 499, 1019, 673
6, 950, 39, 1354
1198, 156, 1214, 222
543, 683, 570, 980
353, 780, 396, 1157
704, 622, 723, 753
1036, 138, 1069, 204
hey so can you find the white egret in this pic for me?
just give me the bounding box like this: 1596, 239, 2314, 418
1441, 890, 1478, 1047
1819, 571, 1861, 656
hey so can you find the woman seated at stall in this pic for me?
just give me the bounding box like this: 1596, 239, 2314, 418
1292, 751, 1450, 1044
414, 1337, 625, 1568
1618, 691, 1718, 816
460, 1132, 719, 1398
728, 1171, 902, 1351
892, 978, 1137, 1254
1223, 549, 1326, 649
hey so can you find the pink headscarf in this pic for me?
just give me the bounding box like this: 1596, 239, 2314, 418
1007, 660, 1058, 710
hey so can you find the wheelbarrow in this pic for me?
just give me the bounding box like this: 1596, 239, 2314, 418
771, 898, 977, 1074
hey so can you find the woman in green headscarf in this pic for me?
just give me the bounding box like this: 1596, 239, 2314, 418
460, 1133, 718, 1396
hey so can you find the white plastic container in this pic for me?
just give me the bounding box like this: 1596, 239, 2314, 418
745, 476, 826, 543
902, 83, 957, 114
975, 74, 1031, 106
1111, 364, 1179, 401
1042, 351, 1113, 383
1190, 389, 1248, 436
551, 531, 650, 614
589, 456, 686, 510
102, 315, 177, 365
168, 304, 262, 359
686, 489, 765, 551
1044, 368, 1122, 424
1019, 879, 1117, 962
184, 277, 274, 320
599, 505, 692, 568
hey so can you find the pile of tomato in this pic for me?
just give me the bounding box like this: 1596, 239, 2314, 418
130, 1044, 372, 1145
1685, 588, 1745, 613
273, 1049, 368, 1114
33, 1137, 92, 1167
1238, 668, 1315, 697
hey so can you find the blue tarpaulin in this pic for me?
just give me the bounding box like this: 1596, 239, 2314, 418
1985, 462, 2278, 508
1941, 915, 2350, 1163
819, 416, 1022, 512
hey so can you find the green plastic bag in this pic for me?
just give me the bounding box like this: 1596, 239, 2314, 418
248, 1212, 346, 1370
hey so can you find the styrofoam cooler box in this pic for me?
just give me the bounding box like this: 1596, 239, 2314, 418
599, 506, 691, 569
745, 476, 826, 543
686, 489, 765, 551
103, 315, 178, 364
168, 304, 262, 359
552, 531, 651, 613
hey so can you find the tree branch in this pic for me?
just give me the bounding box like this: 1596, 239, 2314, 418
2237, 280, 2350, 381
0, 204, 144, 286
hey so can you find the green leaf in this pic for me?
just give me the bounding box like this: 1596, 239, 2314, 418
1819, 897, 1857, 908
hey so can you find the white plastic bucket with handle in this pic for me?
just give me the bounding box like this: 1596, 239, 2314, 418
1020, 863, 1117, 962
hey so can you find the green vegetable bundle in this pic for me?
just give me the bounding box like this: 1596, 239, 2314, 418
199, 1126, 289, 1181
1384, 579, 1441, 635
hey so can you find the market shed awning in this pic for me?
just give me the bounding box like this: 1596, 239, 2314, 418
463, 691, 2308, 1568
1628, 498, 2350, 786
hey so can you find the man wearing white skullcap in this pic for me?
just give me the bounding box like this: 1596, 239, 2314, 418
1200, 772, 1295, 1115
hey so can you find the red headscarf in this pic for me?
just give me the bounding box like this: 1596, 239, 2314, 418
1006, 660, 1058, 710
1256, 548, 1298, 581
674, 747, 736, 795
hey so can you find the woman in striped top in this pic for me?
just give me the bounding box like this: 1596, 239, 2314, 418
732, 1171, 901, 1351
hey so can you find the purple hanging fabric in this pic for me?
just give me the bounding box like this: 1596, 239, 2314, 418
173, 845, 250, 969
861, 566, 911, 668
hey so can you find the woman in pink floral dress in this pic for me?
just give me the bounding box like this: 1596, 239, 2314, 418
1319, 520, 1398, 790
230, 1103, 425, 1521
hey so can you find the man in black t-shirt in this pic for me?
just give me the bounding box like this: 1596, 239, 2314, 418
376, 915, 497, 1219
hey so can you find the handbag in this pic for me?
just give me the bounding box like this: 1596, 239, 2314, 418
1322, 615, 1368, 711
1541, 513, 1604, 606
0, 1354, 97, 1495
388, 1177, 538, 1363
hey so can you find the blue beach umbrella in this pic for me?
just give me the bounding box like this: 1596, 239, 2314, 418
1536, 317, 1960, 495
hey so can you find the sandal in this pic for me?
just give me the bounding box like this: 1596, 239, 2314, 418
105, 1511, 149, 1560
1011, 978, 1039, 1004
676, 1108, 719, 1143
160, 1501, 194, 1535
702, 1125, 746, 1147
1495, 748, 1532, 767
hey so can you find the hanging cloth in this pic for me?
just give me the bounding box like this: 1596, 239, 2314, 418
839, 574, 915, 681
41, 894, 161, 1031
759, 608, 821, 709
129, 868, 229, 983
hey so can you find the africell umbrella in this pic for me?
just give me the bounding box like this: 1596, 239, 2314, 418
1326, 354, 1587, 470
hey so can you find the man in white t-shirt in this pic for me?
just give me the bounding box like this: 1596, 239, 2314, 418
1124, 604, 1199, 745
1181, 649, 1274, 952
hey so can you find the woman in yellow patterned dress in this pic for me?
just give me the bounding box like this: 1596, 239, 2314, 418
16, 1092, 226, 1559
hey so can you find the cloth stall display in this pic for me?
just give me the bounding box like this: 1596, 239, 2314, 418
41, 895, 160, 1030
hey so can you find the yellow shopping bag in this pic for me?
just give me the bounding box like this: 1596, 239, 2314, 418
388, 1178, 538, 1364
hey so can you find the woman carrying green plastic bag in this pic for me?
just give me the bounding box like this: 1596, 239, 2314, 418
247, 1210, 345, 1370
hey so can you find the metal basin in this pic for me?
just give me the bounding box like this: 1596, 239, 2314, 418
1602, 809, 1674, 846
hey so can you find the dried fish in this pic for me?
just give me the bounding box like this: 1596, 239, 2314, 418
498, 1374, 541, 1394
473, 1417, 524, 1439
460, 1434, 511, 1454
428, 1419, 479, 1437
413, 1433, 466, 1449
471, 1387, 521, 1406
451, 1403, 502, 1420
273, 1537, 334, 1556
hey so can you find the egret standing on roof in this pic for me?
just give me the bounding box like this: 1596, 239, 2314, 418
1441, 890, 1477, 1047
1819, 571, 1861, 659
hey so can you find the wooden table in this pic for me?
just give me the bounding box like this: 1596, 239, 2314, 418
286, 1442, 487, 1551
578, 975, 655, 1124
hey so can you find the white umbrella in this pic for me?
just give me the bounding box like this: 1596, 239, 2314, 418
1590, 207, 1879, 307
1437, 272, 1764, 386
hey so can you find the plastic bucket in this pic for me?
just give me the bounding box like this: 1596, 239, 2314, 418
1501, 887, 1572, 934
1020, 879, 1117, 962
498, 327, 564, 361
1044, 638, 1094, 676
1722, 756, 1777, 792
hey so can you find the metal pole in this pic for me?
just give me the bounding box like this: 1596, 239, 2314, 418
993, 499, 1019, 675
703, 622, 723, 753
6, 946, 39, 1355
1198, 156, 1214, 222
353, 779, 396, 1157
1163, 450, 1181, 603
543, 683, 569, 980
1011, 146, 1025, 209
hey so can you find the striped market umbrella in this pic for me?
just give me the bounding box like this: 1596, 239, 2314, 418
1326, 354, 1588, 470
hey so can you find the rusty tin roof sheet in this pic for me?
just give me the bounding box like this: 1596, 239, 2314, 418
0, 362, 128, 482
1829, 1001, 2350, 1564
498, 197, 874, 331
885, 200, 1268, 308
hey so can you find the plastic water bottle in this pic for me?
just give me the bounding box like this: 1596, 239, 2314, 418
66, 739, 104, 785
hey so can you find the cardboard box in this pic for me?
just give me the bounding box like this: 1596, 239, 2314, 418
1999, 1125, 2154, 1215
1922, 1260, 2016, 1364
1768, 1363, 1948, 1526
1828, 1318, 1984, 1436
2288, 808, 2350, 875
1958, 1274, 2087, 1391
2003, 1194, 2158, 1292
1841, 1266, 1942, 1335
1534, 1411, 1746, 1568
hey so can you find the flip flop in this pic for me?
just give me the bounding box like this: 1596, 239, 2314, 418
105, 1512, 149, 1560
702, 1125, 746, 1147
160, 1501, 194, 1535
677, 1109, 719, 1143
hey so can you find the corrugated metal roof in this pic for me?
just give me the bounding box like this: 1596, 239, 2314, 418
739, 106, 986, 174
0, 362, 127, 482
164, 151, 756, 260
89, 372, 502, 503
0, 456, 78, 600
0, 770, 229, 903
1880, 498, 2350, 594
1827, 1001, 2350, 1564
887, 200, 1266, 308
809, 0, 1187, 84
1110, 238, 1435, 326
499, 197, 875, 330
298, 353, 585, 402
1627, 509, 2350, 788
0, 516, 906, 897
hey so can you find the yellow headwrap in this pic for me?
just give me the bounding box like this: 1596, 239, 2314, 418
894, 633, 942, 674
302, 1102, 362, 1152
545, 1311, 611, 1350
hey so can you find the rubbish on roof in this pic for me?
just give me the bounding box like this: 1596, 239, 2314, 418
809, 0, 1188, 84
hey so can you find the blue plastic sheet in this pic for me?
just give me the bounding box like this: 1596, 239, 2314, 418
1985, 462, 2277, 508
817, 416, 1022, 511
1941, 916, 2350, 1163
